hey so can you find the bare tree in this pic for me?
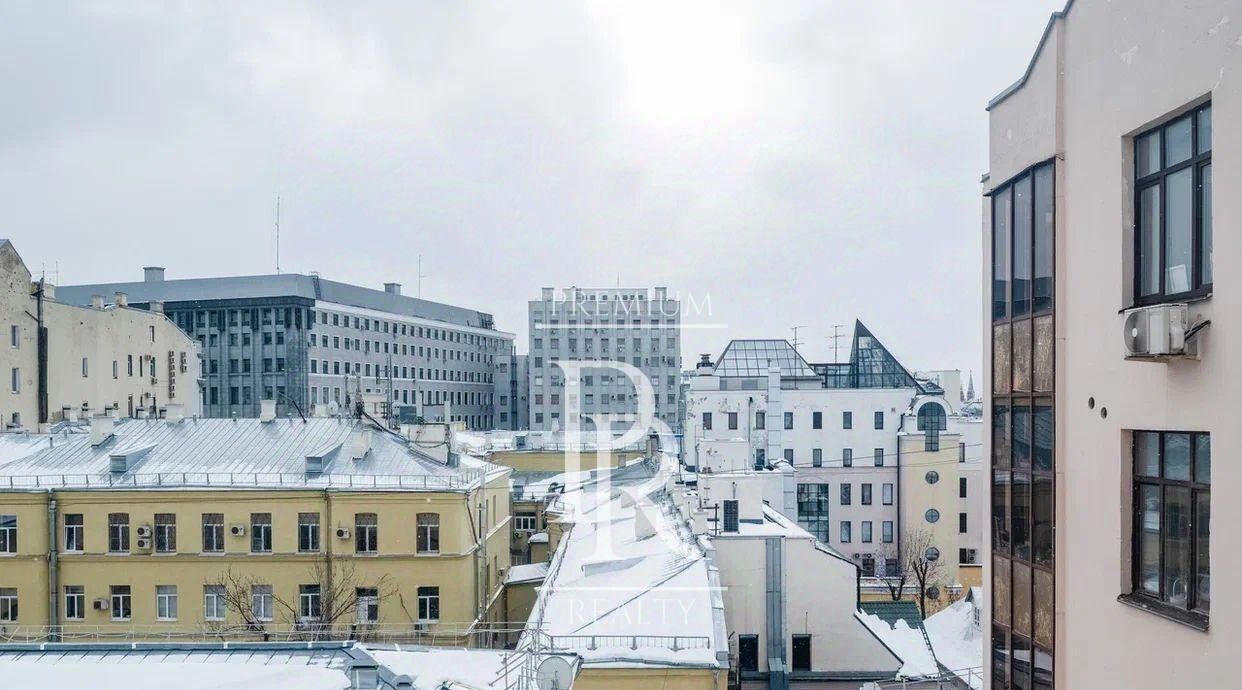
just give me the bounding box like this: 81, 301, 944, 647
876, 544, 908, 602
902, 528, 947, 618
215, 560, 395, 640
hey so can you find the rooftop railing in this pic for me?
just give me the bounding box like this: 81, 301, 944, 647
0, 470, 483, 491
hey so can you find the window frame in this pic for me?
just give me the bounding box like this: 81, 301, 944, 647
416, 513, 441, 554
1126, 430, 1210, 628
1132, 103, 1213, 306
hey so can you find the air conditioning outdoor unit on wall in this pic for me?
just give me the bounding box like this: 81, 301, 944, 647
136, 525, 152, 538
1123, 303, 1203, 359
136, 538, 152, 550
230, 524, 246, 537
93, 599, 109, 610
336, 527, 351, 539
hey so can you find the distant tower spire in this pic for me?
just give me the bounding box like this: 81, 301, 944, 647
966, 370, 976, 401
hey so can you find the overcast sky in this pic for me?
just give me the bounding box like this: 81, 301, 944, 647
1, 1, 1063, 383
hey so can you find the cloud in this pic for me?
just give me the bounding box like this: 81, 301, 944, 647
0, 0, 1065, 375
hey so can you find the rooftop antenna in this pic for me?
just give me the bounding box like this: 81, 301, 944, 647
790, 325, 807, 357
829, 324, 846, 363
416, 254, 428, 298
275, 195, 281, 274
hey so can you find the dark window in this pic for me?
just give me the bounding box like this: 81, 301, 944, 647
727, 412, 738, 430
416, 513, 440, 553
738, 634, 759, 673
874, 448, 884, 467
783, 412, 793, 430
755, 411, 765, 429
722, 499, 739, 533
417, 586, 440, 621
960, 512, 968, 534
874, 410, 884, 429
796, 484, 829, 542
107, 513, 129, 553
1134, 104, 1212, 304
918, 403, 947, 451
961, 477, 968, 498
702, 412, 712, 430
812, 411, 822, 429
842, 448, 852, 467
861, 483, 872, 505
1132, 431, 1210, 620
842, 411, 852, 429
792, 634, 811, 671
201, 513, 224, 553
355, 513, 378, 554
840, 484, 851, 506
298, 512, 320, 552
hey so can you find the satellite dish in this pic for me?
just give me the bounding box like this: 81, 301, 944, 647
537, 655, 574, 690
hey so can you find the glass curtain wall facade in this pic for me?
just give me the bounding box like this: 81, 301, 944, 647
991, 160, 1055, 690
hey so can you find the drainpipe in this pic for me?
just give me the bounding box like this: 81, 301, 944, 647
324, 489, 335, 621
895, 437, 902, 575
46, 492, 59, 640
35, 280, 48, 425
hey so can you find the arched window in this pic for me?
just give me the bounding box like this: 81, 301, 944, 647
918, 402, 948, 451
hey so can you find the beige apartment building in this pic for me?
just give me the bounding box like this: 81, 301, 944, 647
0, 414, 512, 640
0, 240, 201, 429
984, 1, 1235, 688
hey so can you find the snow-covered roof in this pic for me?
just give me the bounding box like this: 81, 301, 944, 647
0, 641, 567, 690
506, 561, 550, 585
527, 531, 549, 544
855, 610, 939, 680
0, 418, 507, 492
523, 459, 727, 670
924, 596, 983, 689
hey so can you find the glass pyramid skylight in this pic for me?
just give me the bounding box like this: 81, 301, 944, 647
713, 340, 820, 378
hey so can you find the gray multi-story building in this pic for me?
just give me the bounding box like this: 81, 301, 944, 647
492, 349, 529, 430
57, 268, 515, 427
527, 287, 680, 433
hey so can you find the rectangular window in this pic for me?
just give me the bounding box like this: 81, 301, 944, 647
356, 587, 379, 624
108, 513, 129, 553
755, 411, 765, 430
812, 448, 822, 467
298, 513, 321, 552
299, 584, 321, 620
874, 410, 884, 430
201, 513, 224, 553
840, 484, 851, 506
417, 586, 440, 621
8, 325, 17, 348
251, 513, 272, 553
416, 513, 440, 553
812, 411, 822, 429
783, 412, 793, 430
842, 448, 852, 468
722, 499, 739, 532
111, 585, 131, 621
202, 584, 226, 621
861, 521, 873, 543
514, 512, 538, 532
738, 634, 759, 673
842, 411, 852, 429
0, 588, 15, 622
792, 634, 812, 672
1131, 431, 1210, 621
64, 586, 84, 620
795, 484, 830, 543
839, 521, 851, 543
9, 367, 18, 393
355, 513, 378, 554
960, 512, 968, 534
63, 514, 84, 552
156, 585, 178, 621
702, 412, 712, 430
727, 412, 738, 430
861, 483, 872, 505
882, 521, 894, 543
1134, 104, 1212, 303
874, 448, 884, 467
252, 585, 274, 621
882, 483, 893, 505
154, 513, 176, 553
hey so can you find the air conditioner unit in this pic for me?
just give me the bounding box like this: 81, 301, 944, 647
136, 537, 152, 550
230, 524, 246, 537
335, 527, 351, 539
135, 525, 152, 539
1124, 303, 1191, 358
93, 598, 110, 610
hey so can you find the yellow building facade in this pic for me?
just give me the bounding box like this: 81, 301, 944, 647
0, 417, 511, 641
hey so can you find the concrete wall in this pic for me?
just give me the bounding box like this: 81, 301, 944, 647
714, 531, 900, 677
985, 2, 1242, 687
0, 240, 201, 429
